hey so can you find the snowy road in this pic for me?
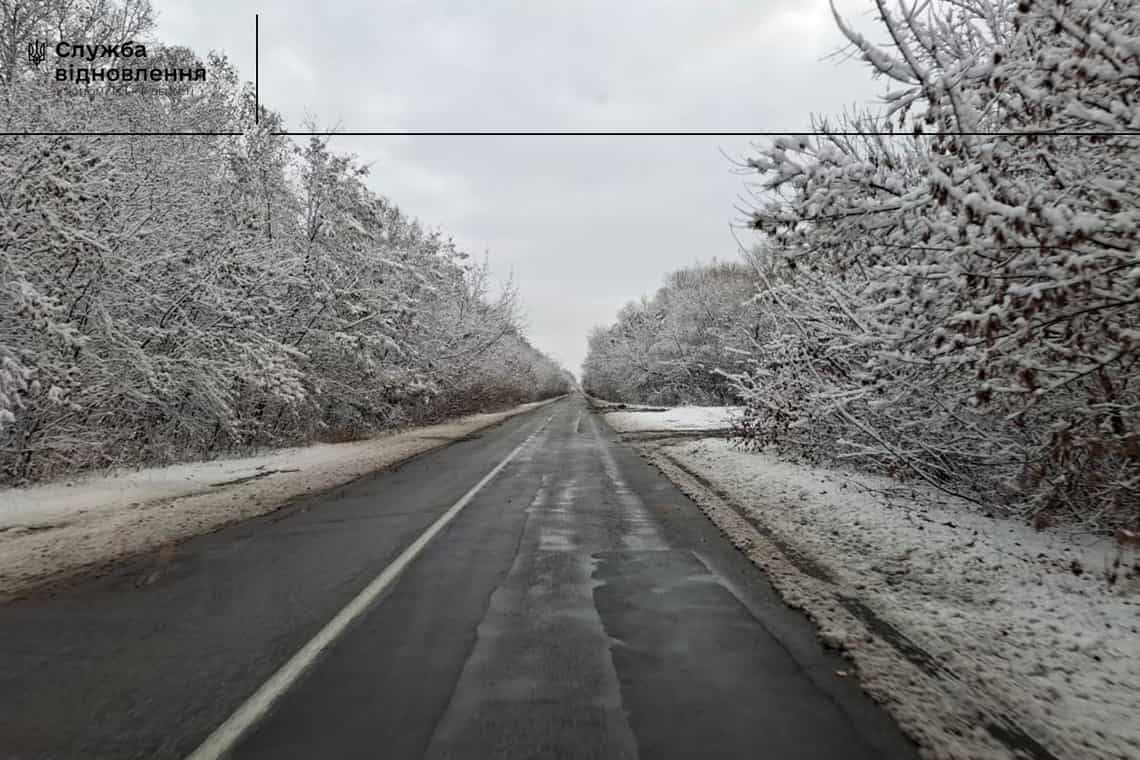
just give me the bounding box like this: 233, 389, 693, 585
0, 396, 916, 759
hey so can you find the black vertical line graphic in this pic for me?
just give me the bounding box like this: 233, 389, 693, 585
255, 13, 260, 125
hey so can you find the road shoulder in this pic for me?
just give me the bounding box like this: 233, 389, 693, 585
596, 404, 1135, 760
0, 397, 562, 601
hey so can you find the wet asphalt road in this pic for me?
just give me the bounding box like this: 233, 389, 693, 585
0, 396, 918, 759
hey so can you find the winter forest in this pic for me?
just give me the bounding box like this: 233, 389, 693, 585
1, 0, 1137, 533
0, 1, 571, 485
585, 0, 1139, 531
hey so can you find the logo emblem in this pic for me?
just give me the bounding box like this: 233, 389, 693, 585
27, 40, 47, 66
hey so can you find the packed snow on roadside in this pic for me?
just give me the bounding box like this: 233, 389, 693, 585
0, 400, 553, 598
604, 405, 740, 433
653, 436, 1140, 760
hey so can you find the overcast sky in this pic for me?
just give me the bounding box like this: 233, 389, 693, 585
151, 0, 888, 374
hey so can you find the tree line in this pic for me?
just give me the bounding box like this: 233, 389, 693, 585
585, 0, 1138, 529
582, 262, 756, 406
0, 0, 569, 485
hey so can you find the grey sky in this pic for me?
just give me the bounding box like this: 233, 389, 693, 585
152, 0, 886, 374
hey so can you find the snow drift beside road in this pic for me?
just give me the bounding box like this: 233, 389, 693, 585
661, 440, 1140, 759
0, 400, 555, 599
604, 405, 740, 433
604, 405, 1140, 760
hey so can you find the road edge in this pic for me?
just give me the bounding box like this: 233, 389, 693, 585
591, 400, 1068, 760
0, 396, 566, 602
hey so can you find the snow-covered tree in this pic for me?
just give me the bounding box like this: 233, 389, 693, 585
732, 0, 1139, 526
0, 1, 569, 483
583, 262, 756, 405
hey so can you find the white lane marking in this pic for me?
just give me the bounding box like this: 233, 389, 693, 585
186, 416, 554, 760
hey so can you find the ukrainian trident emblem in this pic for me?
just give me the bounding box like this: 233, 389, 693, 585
27, 40, 47, 66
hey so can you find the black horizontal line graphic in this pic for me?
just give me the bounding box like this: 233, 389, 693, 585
272, 131, 1140, 137
10, 15, 1140, 141
0, 131, 246, 136
3, 131, 1138, 138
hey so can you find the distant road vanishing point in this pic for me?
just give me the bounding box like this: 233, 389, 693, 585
0, 396, 917, 760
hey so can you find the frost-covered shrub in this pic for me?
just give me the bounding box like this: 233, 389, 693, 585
733, 0, 1139, 527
